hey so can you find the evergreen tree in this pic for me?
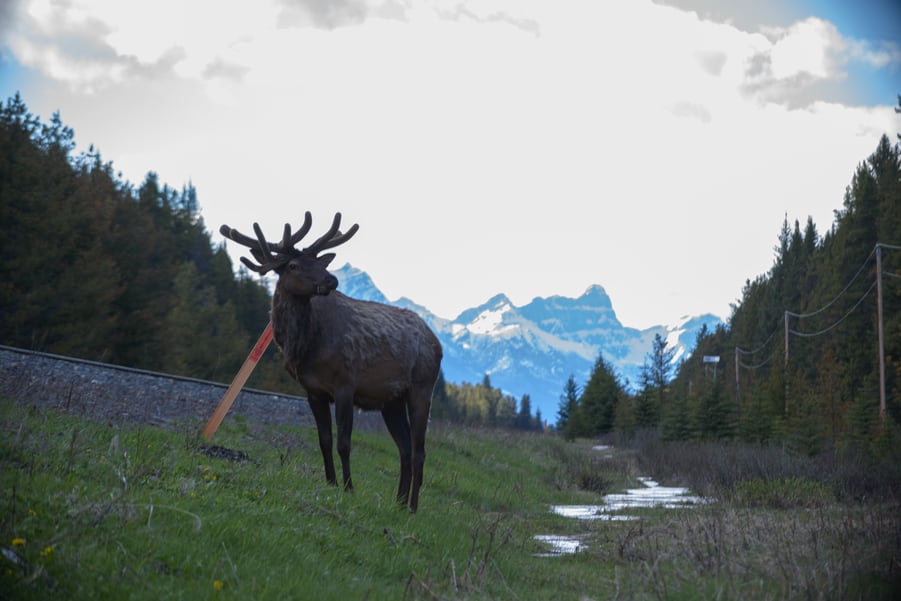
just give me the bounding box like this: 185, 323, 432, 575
557, 374, 580, 432
694, 379, 734, 440
515, 394, 534, 430
636, 333, 676, 427
566, 354, 621, 439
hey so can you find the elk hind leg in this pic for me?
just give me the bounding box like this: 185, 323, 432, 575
381, 401, 413, 506
408, 387, 431, 513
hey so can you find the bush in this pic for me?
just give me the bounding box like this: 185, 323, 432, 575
729, 477, 833, 509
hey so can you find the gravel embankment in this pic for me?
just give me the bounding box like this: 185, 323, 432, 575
0, 345, 383, 431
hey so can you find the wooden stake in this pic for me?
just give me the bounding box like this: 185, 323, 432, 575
202, 322, 273, 440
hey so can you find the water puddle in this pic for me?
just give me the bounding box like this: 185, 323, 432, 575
533, 534, 587, 557
534, 450, 708, 556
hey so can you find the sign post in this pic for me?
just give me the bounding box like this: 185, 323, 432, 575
702, 355, 720, 380
202, 322, 274, 440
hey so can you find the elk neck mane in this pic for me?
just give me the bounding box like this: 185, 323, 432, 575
271, 287, 430, 375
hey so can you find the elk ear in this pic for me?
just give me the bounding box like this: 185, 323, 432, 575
318, 253, 337, 267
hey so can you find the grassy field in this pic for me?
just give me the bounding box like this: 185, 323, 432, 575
2, 398, 899, 600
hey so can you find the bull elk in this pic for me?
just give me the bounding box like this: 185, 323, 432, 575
220, 212, 442, 512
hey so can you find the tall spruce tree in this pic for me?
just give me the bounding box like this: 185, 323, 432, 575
557, 374, 580, 433
636, 333, 676, 427
566, 354, 621, 439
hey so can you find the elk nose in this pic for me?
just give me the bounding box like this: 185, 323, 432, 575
326, 274, 339, 290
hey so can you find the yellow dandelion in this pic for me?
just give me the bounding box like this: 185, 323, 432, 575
40, 546, 53, 558
11, 537, 25, 546
28, 509, 37, 517
213, 580, 224, 591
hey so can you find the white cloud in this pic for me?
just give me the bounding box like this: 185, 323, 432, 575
3, 0, 900, 328
765, 18, 842, 80
847, 38, 901, 69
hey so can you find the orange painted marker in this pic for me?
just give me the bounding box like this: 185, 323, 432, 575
202, 321, 274, 440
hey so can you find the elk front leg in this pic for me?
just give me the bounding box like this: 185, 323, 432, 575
308, 395, 337, 485
334, 390, 355, 492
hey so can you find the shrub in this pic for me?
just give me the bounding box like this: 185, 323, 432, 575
730, 477, 834, 509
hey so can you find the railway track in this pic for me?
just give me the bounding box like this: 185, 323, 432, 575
0, 345, 383, 431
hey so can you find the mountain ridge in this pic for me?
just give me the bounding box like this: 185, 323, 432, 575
333, 263, 723, 419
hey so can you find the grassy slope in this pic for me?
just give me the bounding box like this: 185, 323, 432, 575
0, 399, 617, 600
2, 399, 899, 600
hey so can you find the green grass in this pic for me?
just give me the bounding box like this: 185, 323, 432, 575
0, 400, 609, 600
2, 399, 899, 600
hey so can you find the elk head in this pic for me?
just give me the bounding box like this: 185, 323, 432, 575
220, 212, 359, 298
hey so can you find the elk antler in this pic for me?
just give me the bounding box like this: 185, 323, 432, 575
303, 212, 360, 256
220, 212, 359, 274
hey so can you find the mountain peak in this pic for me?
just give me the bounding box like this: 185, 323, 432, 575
581, 284, 609, 298
333, 263, 388, 304
455, 293, 513, 322
485, 293, 513, 308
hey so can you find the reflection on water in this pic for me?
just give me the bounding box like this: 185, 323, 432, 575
534, 466, 708, 556
533, 534, 586, 557
551, 475, 707, 522
550, 505, 638, 520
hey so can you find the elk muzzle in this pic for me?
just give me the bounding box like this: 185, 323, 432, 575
316, 274, 339, 295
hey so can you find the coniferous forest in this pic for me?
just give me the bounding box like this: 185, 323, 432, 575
0, 93, 541, 430
0, 93, 294, 393
3, 91, 901, 447
657, 125, 901, 454
558, 96, 901, 454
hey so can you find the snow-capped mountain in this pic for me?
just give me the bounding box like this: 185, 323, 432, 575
333, 264, 722, 420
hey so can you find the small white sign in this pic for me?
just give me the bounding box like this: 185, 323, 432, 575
702, 356, 720, 363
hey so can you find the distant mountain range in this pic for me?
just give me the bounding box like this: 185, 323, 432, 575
333, 264, 722, 420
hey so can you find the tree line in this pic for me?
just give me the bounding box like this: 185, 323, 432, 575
556, 97, 901, 454
6, 90, 898, 444
432, 373, 544, 431
0, 93, 545, 430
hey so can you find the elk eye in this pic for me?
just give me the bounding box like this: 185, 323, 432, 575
289, 263, 300, 272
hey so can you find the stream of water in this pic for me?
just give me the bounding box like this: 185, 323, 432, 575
534, 448, 708, 557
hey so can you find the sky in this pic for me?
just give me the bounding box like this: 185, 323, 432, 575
1, 0, 900, 329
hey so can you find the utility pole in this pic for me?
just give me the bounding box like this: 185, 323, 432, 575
876, 244, 886, 426
734, 347, 740, 420
784, 311, 790, 364
784, 311, 790, 415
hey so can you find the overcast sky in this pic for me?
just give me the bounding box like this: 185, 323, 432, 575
2, 0, 900, 328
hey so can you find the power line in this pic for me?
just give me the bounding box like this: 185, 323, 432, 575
738, 349, 777, 370
785, 247, 875, 319
736, 327, 778, 357
788, 281, 876, 338
731, 242, 899, 427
